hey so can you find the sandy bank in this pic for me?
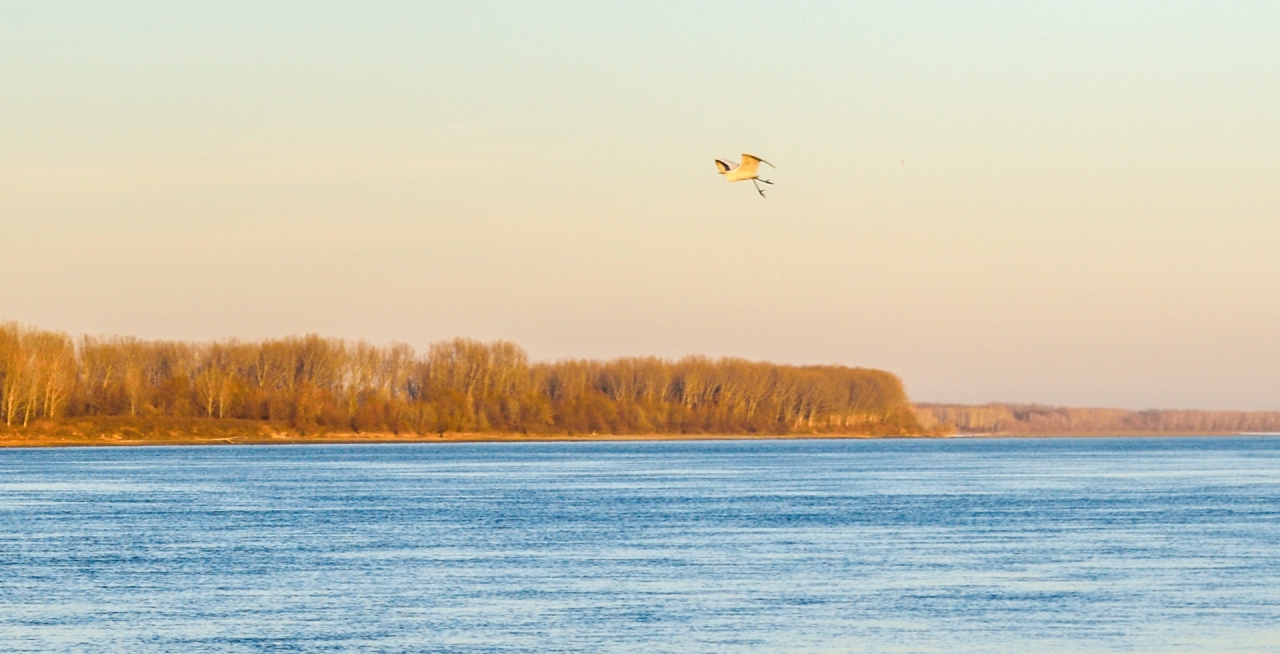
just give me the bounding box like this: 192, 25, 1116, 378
0, 430, 905, 448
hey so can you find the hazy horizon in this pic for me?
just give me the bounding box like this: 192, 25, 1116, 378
4, 2, 1278, 411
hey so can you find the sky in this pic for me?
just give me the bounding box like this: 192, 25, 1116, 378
3, 2, 1278, 411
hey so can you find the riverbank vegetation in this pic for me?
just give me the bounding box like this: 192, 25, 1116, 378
0, 322, 920, 440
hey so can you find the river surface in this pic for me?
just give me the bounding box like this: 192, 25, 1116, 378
2, 437, 1279, 653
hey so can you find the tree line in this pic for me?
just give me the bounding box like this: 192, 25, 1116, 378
0, 322, 920, 435
914, 403, 1280, 434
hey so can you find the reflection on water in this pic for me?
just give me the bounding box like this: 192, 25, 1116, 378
2, 438, 1279, 653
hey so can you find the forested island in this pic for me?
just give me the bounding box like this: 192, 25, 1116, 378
1, 322, 921, 445
5, 321, 1276, 447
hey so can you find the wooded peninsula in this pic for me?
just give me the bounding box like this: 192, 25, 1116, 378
4, 321, 1277, 447
0, 322, 920, 445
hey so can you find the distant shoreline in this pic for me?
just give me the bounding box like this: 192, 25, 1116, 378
914, 403, 1280, 437
1, 430, 1272, 449
0, 431, 892, 449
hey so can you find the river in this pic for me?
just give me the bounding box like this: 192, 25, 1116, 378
2, 437, 1278, 652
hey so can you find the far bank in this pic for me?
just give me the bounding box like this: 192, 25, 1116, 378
1, 416, 1271, 449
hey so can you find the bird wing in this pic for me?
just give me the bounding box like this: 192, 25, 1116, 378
740, 154, 774, 172
715, 159, 737, 173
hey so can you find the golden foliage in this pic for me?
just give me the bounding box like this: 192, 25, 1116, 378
0, 322, 920, 436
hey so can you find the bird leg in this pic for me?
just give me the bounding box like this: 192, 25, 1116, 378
752, 179, 767, 197
757, 178, 773, 184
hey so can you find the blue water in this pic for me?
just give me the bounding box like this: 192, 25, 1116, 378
2, 438, 1279, 653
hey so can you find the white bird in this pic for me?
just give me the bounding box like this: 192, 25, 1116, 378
715, 153, 775, 197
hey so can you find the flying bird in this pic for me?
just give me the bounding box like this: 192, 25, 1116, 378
715, 153, 775, 197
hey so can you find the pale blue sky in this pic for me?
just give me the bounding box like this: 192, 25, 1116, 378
3, 2, 1278, 410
